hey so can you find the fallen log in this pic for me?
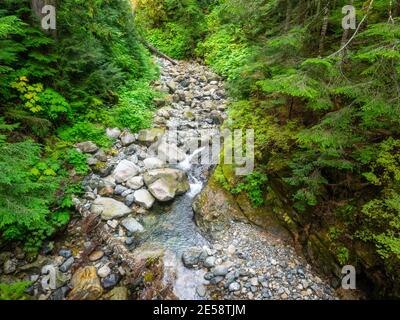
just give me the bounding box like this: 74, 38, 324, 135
141, 40, 178, 65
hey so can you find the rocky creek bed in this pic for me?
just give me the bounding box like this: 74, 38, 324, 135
0, 58, 338, 300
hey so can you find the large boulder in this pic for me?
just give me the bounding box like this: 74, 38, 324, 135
152, 141, 186, 164
143, 157, 165, 170
143, 168, 188, 190
91, 197, 131, 220
144, 168, 189, 198
120, 130, 136, 146
75, 141, 98, 153
144, 168, 190, 201
192, 172, 244, 234
126, 176, 144, 190
148, 179, 176, 202
112, 160, 140, 183
106, 128, 121, 140
68, 266, 103, 300
133, 189, 155, 209
137, 128, 165, 146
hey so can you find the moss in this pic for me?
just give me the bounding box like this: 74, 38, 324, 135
143, 271, 154, 283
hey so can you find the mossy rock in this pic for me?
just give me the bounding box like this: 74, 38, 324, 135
193, 172, 245, 236
306, 234, 342, 282
235, 192, 291, 241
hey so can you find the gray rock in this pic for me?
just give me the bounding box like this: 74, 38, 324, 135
59, 257, 74, 273
112, 160, 140, 183
95, 150, 108, 162
125, 194, 135, 207
3, 259, 17, 274
182, 247, 203, 268
196, 285, 206, 297
50, 286, 71, 300
92, 197, 131, 220
225, 271, 237, 283
148, 178, 176, 202
101, 273, 120, 290
143, 168, 189, 195
133, 189, 155, 209
75, 141, 98, 153
126, 176, 144, 190
204, 256, 216, 268
114, 185, 128, 195
143, 157, 165, 170
120, 130, 136, 146
213, 265, 229, 277
58, 249, 72, 259
210, 276, 224, 285
204, 272, 214, 280
121, 217, 144, 234
97, 265, 111, 278
121, 189, 133, 197
87, 157, 98, 166
106, 128, 121, 140
137, 128, 165, 146
229, 282, 241, 292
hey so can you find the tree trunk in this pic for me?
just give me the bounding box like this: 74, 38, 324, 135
284, 0, 292, 32
142, 40, 178, 65
318, 5, 330, 56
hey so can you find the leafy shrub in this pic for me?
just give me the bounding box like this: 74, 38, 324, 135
64, 149, 89, 175
109, 80, 157, 132
57, 122, 111, 148
232, 171, 268, 207
0, 139, 61, 253
0, 281, 31, 300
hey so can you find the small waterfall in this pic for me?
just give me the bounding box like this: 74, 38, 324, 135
188, 177, 203, 198
177, 147, 206, 198
177, 147, 205, 172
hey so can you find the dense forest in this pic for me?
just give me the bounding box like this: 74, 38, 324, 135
0, 0, 159, 254
1, 0, 400, 299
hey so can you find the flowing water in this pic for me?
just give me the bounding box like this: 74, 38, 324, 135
135, 149, 214, 299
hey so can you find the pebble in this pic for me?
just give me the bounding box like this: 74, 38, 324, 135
59, 257, 74, 273
213, 265, 229, 276
229, 282, 241, 292
3, 259, 17, 274
58, 249, 72, 259
204, 256, 216, 268
89, 250, 105, 262
196, 285, 206, 297
102, 274, 120, 290
98, 265, 111, 278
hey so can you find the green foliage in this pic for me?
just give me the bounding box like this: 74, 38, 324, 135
0, 281, 31, 300
0, 0, 154, 253
0, 138, 60, 252
65, 149, 89, 175
57, 122, 111, 148
196, 27, 252, 82
136, 0, 208, 59
109, 79, 157, 132
336, 246, 350, 266
232, 171, 268, 207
